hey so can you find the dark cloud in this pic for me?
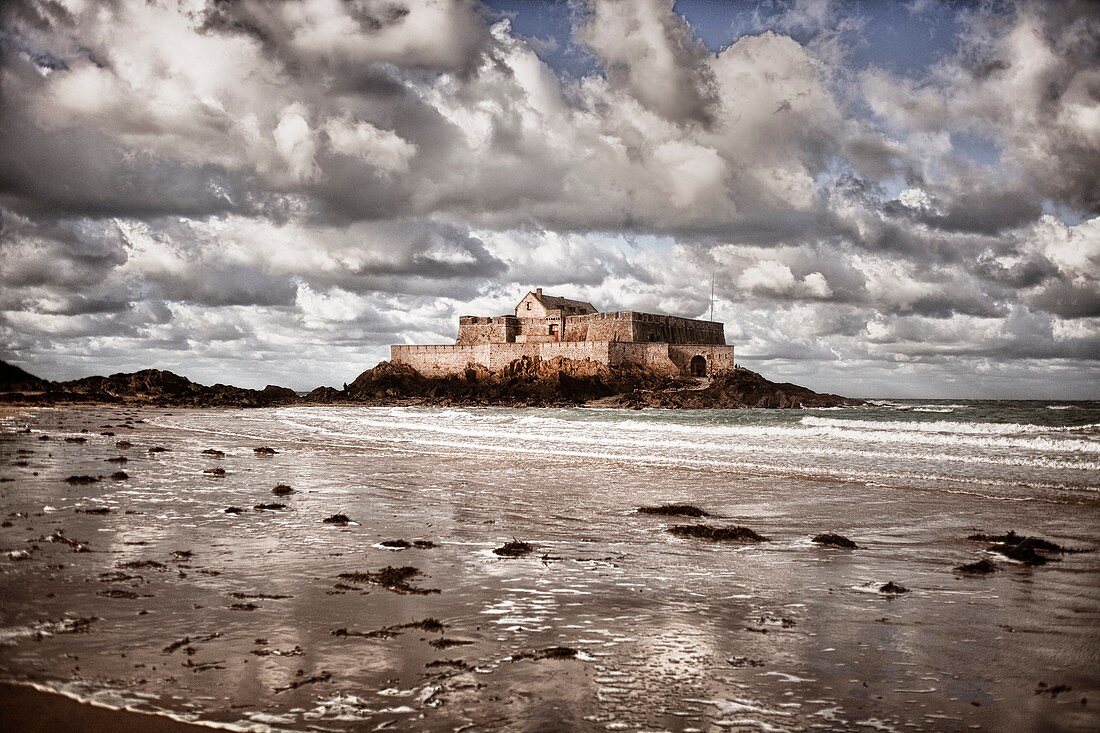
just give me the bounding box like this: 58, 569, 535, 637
0, 0, 1096, 395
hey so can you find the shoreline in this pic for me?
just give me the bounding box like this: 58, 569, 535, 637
0, 682, 216, 733
0, 403, 1095, 731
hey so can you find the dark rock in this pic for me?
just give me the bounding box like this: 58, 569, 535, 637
332, 617, 444, 639
955, 558, 997, 575
0, 360, 50, 392
254, 446, 277, 455
879, 581, 909, 594
223, 506, 246, 515
429, 637, 475, 649
105, 456, 127, 463
322, 513, 350, 525
115, 440, 133, 449
98, 589, 148, 599
110, 471, 128, 480
493, 540, 534, 557
49, 530, 89, 552
1035, 682, 1073, 698
968, 530, 1071, 566
64, 475, 100, 485
637, 504, 709, 517
669, 524, 768, 542
254, 503, 287, 511
148, 446, 169, 453
513, 646, 581, 661
968, 530, 1064, 553
337, 566, 439, 595
64, 437, 87, 444
271, 484, 294, 496
273, 672, 331, 694
729, 657, 766, 668
201, 449, 225, 458
77, 507, 112, 515
203, 467, 226, 476
812, 533, 858, 549
117, 559, 168, 571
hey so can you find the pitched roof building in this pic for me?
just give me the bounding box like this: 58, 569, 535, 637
392, 289, 734, 378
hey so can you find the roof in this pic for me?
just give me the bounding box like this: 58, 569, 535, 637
526, 290, 598, 313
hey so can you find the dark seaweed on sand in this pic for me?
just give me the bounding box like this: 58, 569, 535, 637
332, 617, 444, 639
637, 504, 709, 517
493, 540, 534, 557
512, 646, 581, 661
967, 530, 1077, 566
669, 525, 768, 542
812, 533, 858, 549
380, 539, 437, 549
273, 671, 331, 694
337, 566, 440, 595
955, 558, 997, 575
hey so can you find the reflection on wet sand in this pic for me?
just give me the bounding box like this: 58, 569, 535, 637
0, 405, 1097, 732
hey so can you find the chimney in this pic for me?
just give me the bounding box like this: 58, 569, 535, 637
536, 288, 542, 296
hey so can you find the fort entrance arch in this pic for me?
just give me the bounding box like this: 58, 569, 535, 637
689, 354, 707, 377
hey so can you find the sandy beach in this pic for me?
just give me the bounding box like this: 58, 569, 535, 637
0, 682, 210, 733
1, 403, 1097, 732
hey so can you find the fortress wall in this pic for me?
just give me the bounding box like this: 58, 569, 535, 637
485, 343, 538, 370
457, 317, 508, 345
392, 341, 735, 378
391, 344, 495, 377
668, 344, 735, 374
539, 341, 611, 364
628, 313, 725, 345
608, 343, 678, 374
564, 312, 634, 342
514, 317, 558, 344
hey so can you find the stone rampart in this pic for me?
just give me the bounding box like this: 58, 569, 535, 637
391, 341, 734, 378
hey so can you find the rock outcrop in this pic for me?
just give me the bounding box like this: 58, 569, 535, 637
338, 357, 855, 408
0, 361, 299, 407
0, 357, 857, 409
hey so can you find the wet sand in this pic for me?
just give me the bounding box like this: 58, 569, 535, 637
0, 682, 210, 733
0, 404, 1097, 732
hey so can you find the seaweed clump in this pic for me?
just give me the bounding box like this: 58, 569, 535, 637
337, 566, 439, 595
637, 504, 709, 517
955, 558, 997, 575
493, 541, 534, 557
812, 533, 858, 549
669, 525, 768, 543
967, 530, 1074, 566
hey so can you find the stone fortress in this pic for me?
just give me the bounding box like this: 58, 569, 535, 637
391, 289, 735, 378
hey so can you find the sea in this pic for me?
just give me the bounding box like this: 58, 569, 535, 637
0, 400, 1097, 732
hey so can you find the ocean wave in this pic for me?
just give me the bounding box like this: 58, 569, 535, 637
800, 415, 1100, 436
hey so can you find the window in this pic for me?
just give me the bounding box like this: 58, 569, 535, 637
549, 324, 558, 335
526, 302, 531, 310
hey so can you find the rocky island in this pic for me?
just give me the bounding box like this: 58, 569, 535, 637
0, 357, 855, 409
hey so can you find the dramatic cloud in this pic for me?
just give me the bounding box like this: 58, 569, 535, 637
0, 0, 1097, 397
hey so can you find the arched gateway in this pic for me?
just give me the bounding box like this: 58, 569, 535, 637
689, 354, 707, 377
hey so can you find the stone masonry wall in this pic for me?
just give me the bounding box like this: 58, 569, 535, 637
391, 341, 733, 377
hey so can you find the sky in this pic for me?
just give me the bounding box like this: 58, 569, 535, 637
0, 0, 1097, 399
